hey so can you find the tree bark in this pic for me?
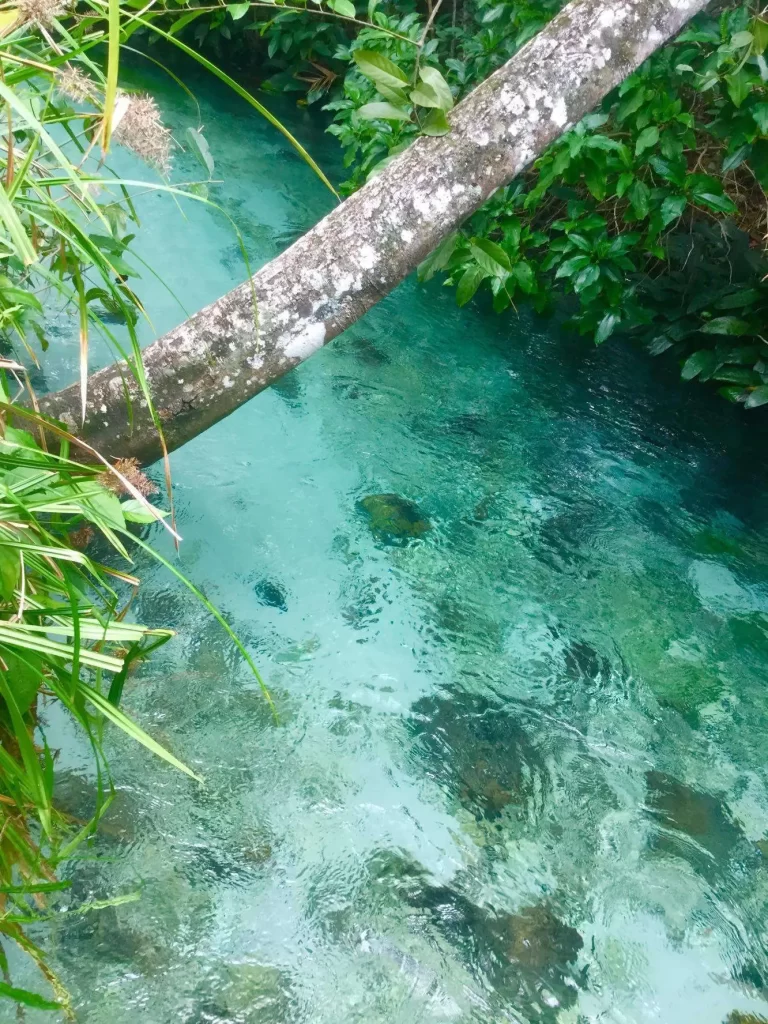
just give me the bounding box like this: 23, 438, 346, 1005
39, 0, 709, 464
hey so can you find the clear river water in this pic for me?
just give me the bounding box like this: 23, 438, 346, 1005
20, 58, 768, 1024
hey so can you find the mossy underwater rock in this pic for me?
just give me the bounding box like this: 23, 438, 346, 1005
645, 770, 744, 864
359, 493, 431, 545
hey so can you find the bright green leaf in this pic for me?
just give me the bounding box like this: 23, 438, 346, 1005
726, 69, 752, 108
353, 49, 408, 91
185, 127, 214, 178
227, 2, 250, 19
417, 231, 459, 282
628, 179, 650, 219
358, 101, 410, 121
700, 316, 751, 335
328, 0, 356, 16
660, 194, 687, 226
635, 125, 659, 156
595, 311, 620, 344
511, 260, 535, 293
422, 108, 450, 136
574, 264, 600, 292
469, 237, 511, 276
456, 265, 487, 306
0, 981, 60, 1012
681, 349, 718, 380
410, 82, 441, 108
419, 66, 453, 111
745, 384, 768, 407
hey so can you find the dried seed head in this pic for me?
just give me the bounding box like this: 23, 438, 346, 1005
108, 457, 158, 497
113, 93, 172, 173
56, 64, 97, 104
69, 525, 94, 550
17, 0, 66, 25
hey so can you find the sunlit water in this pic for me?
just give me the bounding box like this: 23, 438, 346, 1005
19, 58, 768, 1024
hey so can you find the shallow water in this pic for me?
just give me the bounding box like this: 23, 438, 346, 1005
22, 58, 768, 1024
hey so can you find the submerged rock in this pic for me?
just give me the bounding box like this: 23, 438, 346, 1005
253, 578, 288, 612
359, 493, 432, 545
54, 771, 141, 844
347, 336, 391, 366
220, 962, 292, 1023
724, 1014, 768, 1024
645, 770, 744, 864
493, 903, 583, 972
409, 688, 546, 821
364, 850, 582, 1018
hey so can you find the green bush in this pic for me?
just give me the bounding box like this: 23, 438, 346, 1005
247, 0, 768, 407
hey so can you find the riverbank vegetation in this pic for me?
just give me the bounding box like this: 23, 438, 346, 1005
190, 0, 768, 407
0, 0, 766, 1015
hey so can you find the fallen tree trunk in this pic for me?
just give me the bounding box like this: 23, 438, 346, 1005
40, 0, 709, 464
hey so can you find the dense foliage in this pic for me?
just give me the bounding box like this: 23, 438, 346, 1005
202, 0, 768, 408
0, 1, 282, 1012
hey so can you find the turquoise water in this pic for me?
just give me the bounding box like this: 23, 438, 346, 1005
22, 60, 768, 1024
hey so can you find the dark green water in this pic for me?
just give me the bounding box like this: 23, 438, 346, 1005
23, 60, 768, 1024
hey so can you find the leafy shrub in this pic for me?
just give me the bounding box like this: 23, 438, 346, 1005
252, 0, 768, 407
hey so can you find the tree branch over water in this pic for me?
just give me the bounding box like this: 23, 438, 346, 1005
39, 0, 710, 464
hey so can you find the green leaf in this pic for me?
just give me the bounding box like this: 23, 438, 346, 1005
595, 312, 620, 344
0, 981, 60, 1012
628, 179, 650, 219
730, 29, 754, 48
574, 264, 600, 292
328, 0, 356, 15
722, 144, 751, 172
700, 316, 751, 335
752, 101, 768, 133
716, 288, 761, 309
456, 265, 487, 306
121, 499, 171, 524
681, 349, 718, 380
511, 260, 535, 294
422, 108, 450, 136
726, 69, 752, 107
660, 195, 687, 226
417, 231, 459, 282
419, 66, 453, 111
694, 192, 738, 213
410, 82, 442, 108
616, 88, 645, 122
745, 384, 768, 407
555, 255, 590, 278
616, 172, 634, 198
358, 102, 410, 121
0, 546, 19, 602
752, 16, 768, 54
0, 180, 36, 267
713, 366, 761, 385
353, 49, 408, 91
82, 487, 126, 531
185, 127, 214, 178
227, 2, 250, 19
469, 237, 511, 276
635, 125, 659, 156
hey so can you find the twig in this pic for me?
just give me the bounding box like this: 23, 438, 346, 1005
414, 0, 444, 83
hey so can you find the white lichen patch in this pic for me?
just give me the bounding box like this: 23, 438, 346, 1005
279, 320, 326, 361
358, 244, 378, 270
551, 96, 568, 127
